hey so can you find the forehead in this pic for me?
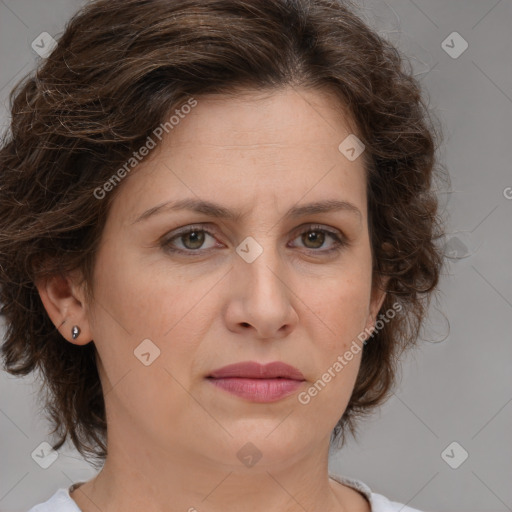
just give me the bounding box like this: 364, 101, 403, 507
109, 87, 368, 225
168, 87, 358, 147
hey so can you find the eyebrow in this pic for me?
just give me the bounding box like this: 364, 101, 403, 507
131, 197, 362, 224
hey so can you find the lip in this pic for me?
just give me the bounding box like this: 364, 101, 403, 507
207, 361, 306, 403
208, 361, 305, 380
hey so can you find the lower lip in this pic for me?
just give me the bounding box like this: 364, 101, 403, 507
207, 377, 304, 402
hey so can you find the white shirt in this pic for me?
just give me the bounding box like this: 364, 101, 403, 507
27, 473, 423, 512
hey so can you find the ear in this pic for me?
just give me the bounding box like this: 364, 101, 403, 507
365, 273, 390, 332
35, 271, 93, 345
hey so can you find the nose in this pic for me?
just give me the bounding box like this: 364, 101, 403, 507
224, 240, 299, 340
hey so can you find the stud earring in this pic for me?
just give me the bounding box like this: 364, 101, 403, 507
71, 325, 81, 340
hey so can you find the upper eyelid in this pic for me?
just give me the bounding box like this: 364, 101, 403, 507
162, 223, 345, 248
166, 222, 343, 238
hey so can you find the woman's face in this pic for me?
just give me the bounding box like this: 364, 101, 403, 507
81, 87, 385, 469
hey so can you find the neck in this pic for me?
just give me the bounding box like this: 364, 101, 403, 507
69, 431, 354, 512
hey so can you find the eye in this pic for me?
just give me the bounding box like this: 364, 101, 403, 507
162, 225, 220, 253
288, 224, 347, 254
161, 223, 347, 256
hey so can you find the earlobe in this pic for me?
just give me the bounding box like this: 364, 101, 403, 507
371, 287, 388, 319
35, 273, 92, 345
366, 274, 390, 332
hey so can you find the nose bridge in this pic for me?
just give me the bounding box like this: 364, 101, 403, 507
237, 232, 287, 300
232, 232, 296, 335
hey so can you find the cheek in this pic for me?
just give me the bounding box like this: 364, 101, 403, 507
303, 264, 373, 353
90, 242, 189, 336
299, 277, 370, 411
88, 251, 206, 428
335, 278, 371, 337
88, 245, 217, 382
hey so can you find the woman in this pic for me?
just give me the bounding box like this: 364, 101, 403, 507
0, 0, 444, 511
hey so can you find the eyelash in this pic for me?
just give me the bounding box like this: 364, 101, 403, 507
161, 224, 348, 256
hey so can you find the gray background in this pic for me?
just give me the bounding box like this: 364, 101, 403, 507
1, 0, 511, 511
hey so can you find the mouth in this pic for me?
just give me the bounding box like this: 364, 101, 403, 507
207, 361, 305, 403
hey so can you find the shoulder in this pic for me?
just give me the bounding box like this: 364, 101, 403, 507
31, 477, 426, 512
370, 491, 424, 512
329, 472, 426, 512
27, 487, 82, 512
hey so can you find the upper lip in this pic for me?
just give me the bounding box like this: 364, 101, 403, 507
208, 361, 305, 380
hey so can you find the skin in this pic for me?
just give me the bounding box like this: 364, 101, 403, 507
37, 86, 387, 512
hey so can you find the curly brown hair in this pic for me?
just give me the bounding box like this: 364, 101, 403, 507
0, 0, 445, 467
